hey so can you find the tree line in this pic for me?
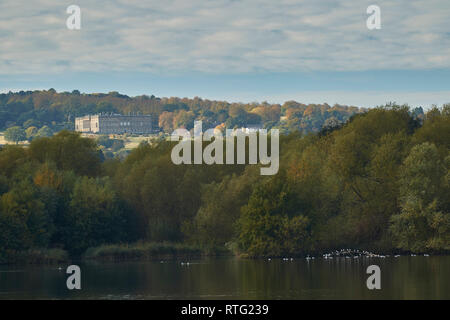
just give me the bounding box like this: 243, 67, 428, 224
0, 89, 373, 137
0, 104, 448, 262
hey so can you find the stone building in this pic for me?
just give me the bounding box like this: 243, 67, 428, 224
75, 114, 154, 134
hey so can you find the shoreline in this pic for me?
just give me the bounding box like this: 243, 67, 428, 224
1, 243, 448, 266
82, 243, 232, 263
0, 248, 70, 265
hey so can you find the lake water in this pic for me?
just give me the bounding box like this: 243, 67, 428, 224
0, 256, 448, 299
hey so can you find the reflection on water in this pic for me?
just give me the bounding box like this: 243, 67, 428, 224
0, 256, 448, 299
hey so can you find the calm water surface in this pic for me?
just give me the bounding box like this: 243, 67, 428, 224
0, 256, 448, 299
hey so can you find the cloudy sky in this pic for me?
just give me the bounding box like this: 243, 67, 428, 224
1, 0, 449, 107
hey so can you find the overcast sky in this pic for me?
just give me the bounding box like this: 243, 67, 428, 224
1, 0, 449, 108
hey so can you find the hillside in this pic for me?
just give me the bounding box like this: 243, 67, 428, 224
0, 89, 372, 135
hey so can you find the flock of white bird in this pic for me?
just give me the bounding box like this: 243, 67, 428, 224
266, 249, 431, 262
176, 249, 431, 265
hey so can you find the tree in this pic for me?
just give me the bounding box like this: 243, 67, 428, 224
413, 107, 450, 157
321, 117, 342, 134
4, 126, 26, 144
111, 139, 125, 152
237, 174, 311, 257
158, 111, 174, 132
0, 181, 53, 252
399, 142, 444, 208
173, 110, 195, 130
389, 143, 450, 252
26, 126, 38, 141
29, 131, 101, 177
250, 105, 280, 123
62, 177, 128, 253
186, 167, 260, 247
36, 125, 53, 137
23, 119, 41, 129
97, 135, 113, 148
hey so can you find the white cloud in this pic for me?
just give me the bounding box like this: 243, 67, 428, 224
0, 0, 449, 75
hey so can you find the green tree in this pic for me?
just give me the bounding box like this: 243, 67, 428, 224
25, 126, 38, 140
186, 167, 260, 247
0, 181, 53, 252
389, 143, 450, 252
111, 139, 125, 152
29, 131, 101, 177
36, 125, 53, 138
237, 174, 311, 257
62, 177, 127, 253
23, 119, 41, 129
97, 135, 113, 148
4, 126, 26, 144
413, 108, 450, 157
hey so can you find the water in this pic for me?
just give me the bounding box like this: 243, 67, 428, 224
0, 256, 448, 299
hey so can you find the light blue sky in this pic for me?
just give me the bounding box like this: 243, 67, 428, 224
1, 0, 449, 108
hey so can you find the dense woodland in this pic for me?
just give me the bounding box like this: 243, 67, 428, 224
0, 89, 371, 138
0, 101, 449, 263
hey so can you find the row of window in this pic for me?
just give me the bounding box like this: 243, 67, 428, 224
99, 122, 150, 126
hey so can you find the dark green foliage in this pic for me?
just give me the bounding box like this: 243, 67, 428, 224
60, 177, 129, 253
0, 133, 131, 258
232, 105, 449, 255
389, 143, 450, 251
0, 181, 53, 252
29, 131, 101, 176
0, 103, 448, 263
97, 136, 125, 152
237, 174, 311, 257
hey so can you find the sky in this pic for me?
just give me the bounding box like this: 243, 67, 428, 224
1, 0, 449, 108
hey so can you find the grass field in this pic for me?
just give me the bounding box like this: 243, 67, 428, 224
123, 136, 154, 149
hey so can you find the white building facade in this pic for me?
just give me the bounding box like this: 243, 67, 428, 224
75, 114, 154, 134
